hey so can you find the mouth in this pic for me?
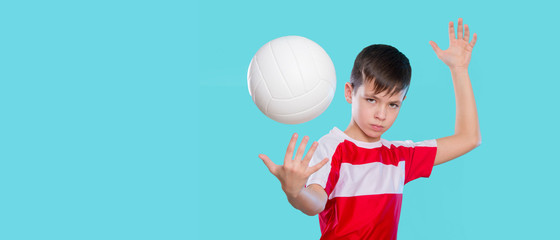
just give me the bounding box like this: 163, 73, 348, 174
370, 124, 384, 132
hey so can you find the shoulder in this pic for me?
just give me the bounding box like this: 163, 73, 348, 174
310, 127, 347, 159
316, 127, 347, 151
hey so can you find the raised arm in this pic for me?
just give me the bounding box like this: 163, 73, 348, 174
429, 18, 481, 166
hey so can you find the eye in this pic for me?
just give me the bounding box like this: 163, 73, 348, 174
366, 98, 376, 103
389, 103, 400, 109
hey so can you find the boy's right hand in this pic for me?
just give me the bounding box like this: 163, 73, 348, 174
259, 133, 329, 199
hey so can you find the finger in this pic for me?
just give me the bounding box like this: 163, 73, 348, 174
259, 154, 279, 175
302, 141, 319, 166
307, 158, 329, 175
464, 24, 470, 42
284, 133, 298, 164
470, 33, 478, 48
429, 41, 442, 56
457, 18, 463, 39
294, 135, 309, 161
448, 21, 455, 41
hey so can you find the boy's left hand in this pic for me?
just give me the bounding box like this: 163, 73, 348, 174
429, 18, 477, 70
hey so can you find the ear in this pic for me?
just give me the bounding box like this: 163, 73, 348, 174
403, 95, 407, 101
344, 82, 353, 104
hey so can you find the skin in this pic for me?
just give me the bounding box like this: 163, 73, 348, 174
260, 18, 480, 216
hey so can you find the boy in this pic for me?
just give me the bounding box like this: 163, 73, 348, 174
259, 18, 480, 240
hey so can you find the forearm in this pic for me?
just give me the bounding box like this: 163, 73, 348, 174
450, 67, 481, 146
285, 186, 325, 216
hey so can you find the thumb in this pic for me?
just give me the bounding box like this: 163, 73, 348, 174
308, 157, 329, 175
429, 41, 442, 56
259, 154, 279, 175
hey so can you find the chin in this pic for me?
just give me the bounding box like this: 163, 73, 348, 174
365, 131, 383, 139
356, 123, 384, 141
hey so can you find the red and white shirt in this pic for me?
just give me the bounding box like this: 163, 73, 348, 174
306, 127, 437, 240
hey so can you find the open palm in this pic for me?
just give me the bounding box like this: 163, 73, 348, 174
259, 133, 328, 198
429, 18, 477, 69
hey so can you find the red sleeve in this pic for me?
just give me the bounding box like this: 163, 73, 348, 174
403, 139, 437, 185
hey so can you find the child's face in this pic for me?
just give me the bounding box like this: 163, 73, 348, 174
345, 81, 406, 142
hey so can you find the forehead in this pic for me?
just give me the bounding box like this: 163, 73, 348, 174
356, 81, 406, 101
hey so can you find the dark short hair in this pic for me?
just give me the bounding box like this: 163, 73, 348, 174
350, 44, 411, 97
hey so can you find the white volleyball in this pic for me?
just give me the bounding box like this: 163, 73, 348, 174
247, 36, 336, 124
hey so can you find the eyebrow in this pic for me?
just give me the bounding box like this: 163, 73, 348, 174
364, 92, 379, 98
364, 93, 402, 104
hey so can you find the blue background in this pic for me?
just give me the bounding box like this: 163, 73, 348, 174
1, 0, 558, 239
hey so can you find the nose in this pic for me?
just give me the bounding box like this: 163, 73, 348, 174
374, 105, 386, 121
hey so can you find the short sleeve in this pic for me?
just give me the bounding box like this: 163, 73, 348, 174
403, 139, 438, 185
305, 142, 332, 189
